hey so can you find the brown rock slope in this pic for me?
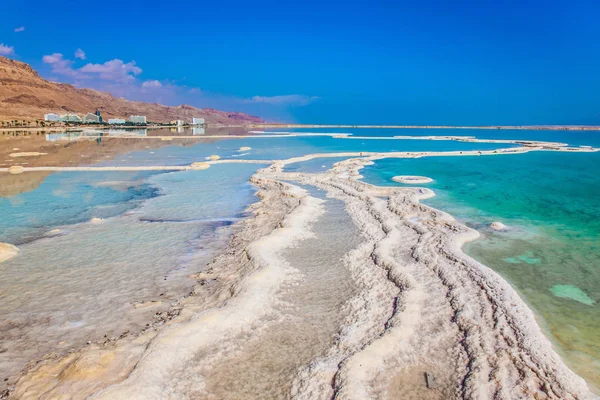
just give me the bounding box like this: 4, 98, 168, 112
0, 56, 263, 124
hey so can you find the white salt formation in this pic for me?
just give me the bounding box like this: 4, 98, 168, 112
9, 152, 47, 157
190, 162, 211, 170
489, 221, 507, 230
0, 243, 18, 263
392, 175, 433, 184
8, 165, 24, 174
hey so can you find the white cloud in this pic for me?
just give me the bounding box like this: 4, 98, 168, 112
79, 59, 142, 82
142, 80, 162, 89
42, 53, 142, 83
42, 53, 78, 77
42, 53, 65, 64
74, 48, 86, 60
14, 26, 25, 33
248, 94, 319, 106
0, 44, 15, 56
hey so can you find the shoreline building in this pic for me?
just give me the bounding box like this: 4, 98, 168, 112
44, 113, 60, 122
83, 113, 100, 123
130, 115, 147, 124
60, 114, 82, 123
108, 118, 126, 125
170, 120, 184, 126
95, 110, 103, 123
192, 117, 205, 125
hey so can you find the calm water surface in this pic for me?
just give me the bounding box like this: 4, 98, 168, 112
0, 128, 598, 390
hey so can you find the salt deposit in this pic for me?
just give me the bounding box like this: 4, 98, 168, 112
392, 175, 433, 184
190, 162, 211, 170
8, 165, 24, 174
0, 242, 18, 263
489, 221, 507, 230
9, 152, 47, 157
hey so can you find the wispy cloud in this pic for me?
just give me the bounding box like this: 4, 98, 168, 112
14, 26, 25, 33
74, 48, 86, 60
248, 94, 319, 106
0, 44, 15, 56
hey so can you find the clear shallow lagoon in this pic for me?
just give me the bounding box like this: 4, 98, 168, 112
0, 164, 258, 381
361, 150, 600, 390
1, 128, 599, 390
99, 129, 518, 167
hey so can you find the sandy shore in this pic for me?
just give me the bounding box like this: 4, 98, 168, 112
5, 137, 596, 399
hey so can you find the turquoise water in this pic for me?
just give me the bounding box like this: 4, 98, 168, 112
0, 171, 159, 245
361, 150, 600, 389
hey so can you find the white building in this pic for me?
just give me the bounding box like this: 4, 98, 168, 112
108, 118, 126, 125
130, 115, 147, 124
170, 120, 184, 126
192, 117, 205, 125
83, 113, 100, 123
60, 114, 82, 123
44, 113, 60, 122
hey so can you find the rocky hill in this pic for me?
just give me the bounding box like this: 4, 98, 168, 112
0, 56, 263, 124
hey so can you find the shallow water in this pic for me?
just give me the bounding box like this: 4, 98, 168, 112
100, 134, 515, 167
284, 156, 350, 173
1, 128, 599, 394
361, 150, 600, 390
0, 164, 259, 381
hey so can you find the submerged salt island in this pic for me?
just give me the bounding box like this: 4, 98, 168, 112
0, 128, 599, 399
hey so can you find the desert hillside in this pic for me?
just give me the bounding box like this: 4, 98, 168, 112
0, 56, 263, 124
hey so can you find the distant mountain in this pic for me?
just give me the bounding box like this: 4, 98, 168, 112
0, 56, 263, 124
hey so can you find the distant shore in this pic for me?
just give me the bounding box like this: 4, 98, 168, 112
216, 123, 600, 131
0, 125, 194, 133
3, 123, 600, 133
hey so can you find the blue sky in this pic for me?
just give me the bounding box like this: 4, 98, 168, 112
2, 0, 600, 124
